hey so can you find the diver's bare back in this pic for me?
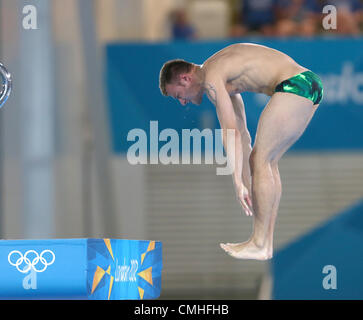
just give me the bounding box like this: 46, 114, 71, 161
202, 43, 308, 97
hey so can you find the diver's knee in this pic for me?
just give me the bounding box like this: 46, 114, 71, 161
249, 148, 272, 174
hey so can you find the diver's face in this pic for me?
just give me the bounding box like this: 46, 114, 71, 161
166, 74, 203, 106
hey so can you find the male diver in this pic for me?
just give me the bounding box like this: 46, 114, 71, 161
159, 43, 323, 260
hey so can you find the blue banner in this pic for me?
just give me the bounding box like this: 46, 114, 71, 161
0, 239, 162, 300
105, 38, 363, 153
87, 239, 162, 300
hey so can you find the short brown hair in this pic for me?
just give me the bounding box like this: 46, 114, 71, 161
159, 59, 194, 96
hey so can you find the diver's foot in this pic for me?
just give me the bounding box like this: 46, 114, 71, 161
220, 240, 272, 260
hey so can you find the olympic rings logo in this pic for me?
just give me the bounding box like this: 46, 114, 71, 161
8, 250, 55, 273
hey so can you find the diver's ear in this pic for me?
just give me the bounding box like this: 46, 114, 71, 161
178, 73, 191, 86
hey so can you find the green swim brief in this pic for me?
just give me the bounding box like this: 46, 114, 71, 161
275, 70, 323, 105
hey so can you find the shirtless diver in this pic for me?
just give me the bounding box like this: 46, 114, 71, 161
159, 43, 323, 260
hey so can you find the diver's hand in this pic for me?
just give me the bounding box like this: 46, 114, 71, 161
236, 184, 253, 216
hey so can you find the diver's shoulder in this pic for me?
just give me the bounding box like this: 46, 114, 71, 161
225, 42, 270, 50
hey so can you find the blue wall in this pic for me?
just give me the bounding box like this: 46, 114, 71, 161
272, 200, 363, 300
105, 38, 363, 154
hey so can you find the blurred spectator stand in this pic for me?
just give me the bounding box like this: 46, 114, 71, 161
170, 9, 196, 40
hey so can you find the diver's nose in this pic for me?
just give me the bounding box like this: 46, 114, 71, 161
179, 98, 187, 106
